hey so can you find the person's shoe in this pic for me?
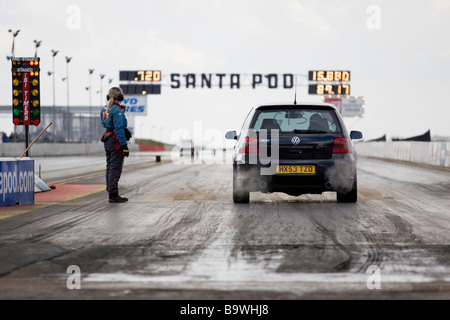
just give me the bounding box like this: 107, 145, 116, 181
109, 195, 128, 203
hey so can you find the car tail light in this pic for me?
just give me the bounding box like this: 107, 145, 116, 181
239, 137, 259, 153
333, 137, 352, 153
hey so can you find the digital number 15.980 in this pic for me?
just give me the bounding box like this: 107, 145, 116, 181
311, 71, 350, 82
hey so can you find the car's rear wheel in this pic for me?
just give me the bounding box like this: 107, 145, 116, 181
233, 168, 250, 203
337, 179, 357, 203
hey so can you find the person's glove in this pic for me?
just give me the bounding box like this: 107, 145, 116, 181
122, 145, 130, 157
125, 128, 132, 141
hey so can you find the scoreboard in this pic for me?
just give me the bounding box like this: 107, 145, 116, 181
119, 70, 161, 95
308, 70, 350, 95
308, 84, 350, 95
119, 70, 161, 82
308, 70, 350, 82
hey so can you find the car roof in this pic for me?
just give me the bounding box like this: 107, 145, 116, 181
255, 102, 338, 111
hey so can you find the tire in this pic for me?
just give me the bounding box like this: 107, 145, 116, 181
337, 179, 357, 203
233, 168, 250, 203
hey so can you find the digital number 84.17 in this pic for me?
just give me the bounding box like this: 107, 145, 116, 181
316, 84, 350, 95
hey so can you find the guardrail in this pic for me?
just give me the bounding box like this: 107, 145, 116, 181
354, 141, 450, 168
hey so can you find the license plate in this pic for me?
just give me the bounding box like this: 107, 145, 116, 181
276, 165, 316, 174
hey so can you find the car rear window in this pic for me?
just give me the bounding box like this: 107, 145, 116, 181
251, 109, 342, 134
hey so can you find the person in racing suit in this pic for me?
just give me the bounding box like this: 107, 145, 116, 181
100, 87, 132, 203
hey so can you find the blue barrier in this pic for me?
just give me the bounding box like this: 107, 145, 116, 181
0, 158, 34, 207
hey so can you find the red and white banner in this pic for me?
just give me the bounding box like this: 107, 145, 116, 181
324, 97, 342, 114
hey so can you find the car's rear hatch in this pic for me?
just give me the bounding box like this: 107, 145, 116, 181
259, 132, 337, 160
280, 133, 337, 160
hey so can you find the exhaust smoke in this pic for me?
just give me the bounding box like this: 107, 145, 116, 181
325, 159, 355, 193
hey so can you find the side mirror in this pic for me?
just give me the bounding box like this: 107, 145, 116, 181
350, 130, 363, 140
225, 130, 237, 140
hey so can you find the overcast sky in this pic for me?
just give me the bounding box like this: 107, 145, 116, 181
1, 0, 450, 146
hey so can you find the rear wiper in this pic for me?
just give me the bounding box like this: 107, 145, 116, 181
293, 129, 328, 134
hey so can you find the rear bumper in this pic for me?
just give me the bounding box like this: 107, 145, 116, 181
234, 156, 356, 195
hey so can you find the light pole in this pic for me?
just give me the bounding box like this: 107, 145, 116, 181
9, 29, 20, 142
160, 127, 165, 143
65, 57, 72, 141
51, 49, 58, 142
85, 86, 90, 100
96, 90, 101, 106
65, 57, 72, 113
151, 125, 156, 140
88, 69, 94, 113
33, 40, 42, 58
88, 69, 94, 142
99, 74, 105, 105
8, 29, 20, 59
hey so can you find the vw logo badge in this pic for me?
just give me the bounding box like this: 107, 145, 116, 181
291, 136, 301, 145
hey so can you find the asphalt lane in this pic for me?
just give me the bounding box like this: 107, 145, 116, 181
0, 151, 449, 300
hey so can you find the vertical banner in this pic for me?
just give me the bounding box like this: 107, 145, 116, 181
22, 72, 30, 125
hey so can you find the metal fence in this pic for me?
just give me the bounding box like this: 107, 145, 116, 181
1, 106, 105, 143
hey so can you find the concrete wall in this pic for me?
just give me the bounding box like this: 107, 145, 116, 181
0, 141, 139, 157
354, 141, 450, 168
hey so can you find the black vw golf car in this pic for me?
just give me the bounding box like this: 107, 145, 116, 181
225, 103, 363, 203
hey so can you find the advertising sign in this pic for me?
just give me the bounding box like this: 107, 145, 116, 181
122, 95, 147, 116
324, 96, 365, 117
342, 96, 365, 117
0, 159, 34, 207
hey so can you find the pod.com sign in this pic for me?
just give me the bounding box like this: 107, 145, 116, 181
0, 159, 34, 207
